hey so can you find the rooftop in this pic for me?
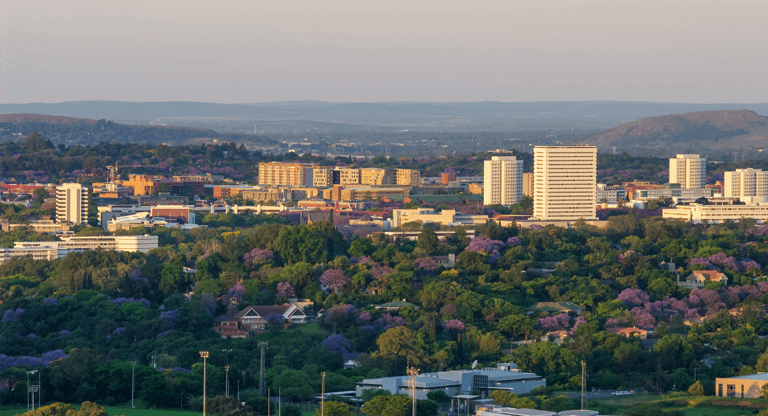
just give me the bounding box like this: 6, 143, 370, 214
723, 373, 768, 380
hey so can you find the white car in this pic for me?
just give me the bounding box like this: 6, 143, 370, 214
612, 391, 631, 396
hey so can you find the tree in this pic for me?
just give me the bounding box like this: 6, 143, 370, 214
376, 327, 415, 371
245, 398, 275, 415
273, 226, 327, 265
687, 380, 704, 396
756, 348, 768, 372
426, 390, 450, 404
416, 228, 439, 255
314, 401, 352, 416
320, 269, 350, 293
208, 395, 254, 416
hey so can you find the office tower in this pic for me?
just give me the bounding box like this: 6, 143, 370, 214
533, 146, 597, 220
669, 154, 706, 189
483, 156, 523, 206
723, 169, 768, 198
56, 183, 89, 225
313, 168, 333, 187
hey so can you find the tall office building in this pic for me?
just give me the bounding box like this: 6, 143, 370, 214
56, 183, 89, 225
483, 156, 523, 206
313, 168, 333, 187
532, 146, 597, 221
669, 154, 706, 189
724, 169, 768, 198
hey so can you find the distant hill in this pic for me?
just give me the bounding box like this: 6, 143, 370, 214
586, 110, 768, 152
0, 114, 277, 148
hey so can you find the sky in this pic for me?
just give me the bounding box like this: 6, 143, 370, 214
1, 0, 766, 104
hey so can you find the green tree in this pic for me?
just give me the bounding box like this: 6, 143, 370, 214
207, 395, 254, 416
756, 348, 768, 372
274, 226, 327, 265
314, 401, 352, 416
416, 228, 439, 255
687, 380, 704, 396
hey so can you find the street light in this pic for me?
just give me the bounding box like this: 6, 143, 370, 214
225, 366, 230, 397
200, 351, 209, 416
407, 367, 419, 416
26, 370, 38, 412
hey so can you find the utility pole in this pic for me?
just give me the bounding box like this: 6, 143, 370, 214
581, 360, 586, 410
279, 388, 281, 416
267, 389, 270, 416
225, 366, 230, 397
321, 372, 326, 416
407, 367, 419, 416
200, 351, 209, 416
258, 342, 269, 397
132, 360, 137, 408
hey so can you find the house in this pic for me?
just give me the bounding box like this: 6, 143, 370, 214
606, 327, 648, 339
678, 270, 729, 289
525, 302, 584, 315
433, 254, 456, 268
235, 304, 308, 331
541, 331, 570, 345
375, 300, 419, 311
213, 315, 248, 339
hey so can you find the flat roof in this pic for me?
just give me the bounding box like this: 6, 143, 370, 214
721, 373, 768, 380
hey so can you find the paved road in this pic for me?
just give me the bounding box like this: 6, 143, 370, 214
565, 391, 631, 400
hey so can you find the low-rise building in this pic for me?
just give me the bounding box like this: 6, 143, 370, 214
596, 184, 626, 203
0, 235, 159, 264
634, 184, 712, 201
234, 304, 308, 331
662, 202, 768, 223
390, 208, 487, 228
356, 363, 545, 400
716, 373, 768, 398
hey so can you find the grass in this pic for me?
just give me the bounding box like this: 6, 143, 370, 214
588, 394, 768, 416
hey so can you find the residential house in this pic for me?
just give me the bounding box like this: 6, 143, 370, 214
617, 327, 648, 339
375, 300, 419, 311
433, 254, 456, 268
541, 331, 570, 345
678, 270, 729, 289
213, 315, 248, 339
235, 304, 308, 331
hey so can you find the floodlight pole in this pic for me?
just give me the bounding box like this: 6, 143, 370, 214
200, 351, 210, 416
321, 372, 326, 416
225, 366, 230, 397
581, 360, 586, 410
407, 367, 419, 416
132, 360, 137, 408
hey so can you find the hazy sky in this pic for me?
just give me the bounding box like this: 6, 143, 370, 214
1, 0, 766, 104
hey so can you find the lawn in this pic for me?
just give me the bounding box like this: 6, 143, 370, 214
0, 403, 319, 416
588, 394, 768, 416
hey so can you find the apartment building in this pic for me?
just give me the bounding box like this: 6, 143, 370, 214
56, 183, 89, 225
669, 154, 706, 189
360, 168, 396, 185
532, 146, 597, 221
257, 162, 316, 186
396, 169, 421, 186
334, 167, 361, 185
483, 156, 523, 206
313, 167, 333, 187
723, 169, 768, 198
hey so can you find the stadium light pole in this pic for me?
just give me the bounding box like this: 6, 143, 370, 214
131, 360, 137, 408
321, 372, 326, 416
225, 366, 230, 397
200, 351, 209, 416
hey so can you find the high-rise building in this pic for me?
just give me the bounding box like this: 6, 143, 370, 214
396, 169, 421, 186
333, 168, 360, 185
483, 156, 523, 206
56, 183, 89, 225
669, 154, 706, 189
522, 172, 534, 197
258, 162, 316, 186
532, 146, 597, 221
724, 168, 768, 198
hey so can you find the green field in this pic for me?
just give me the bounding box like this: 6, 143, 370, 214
587, 394, 768, 416
0, 405, 316, 416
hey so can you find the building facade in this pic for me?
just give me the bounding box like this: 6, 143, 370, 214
360, 168, 396, 185
0, 235, 159, 264
56, 183, 89, 225
723, 168, 768, 198
716, 374, 768, 398
532, 146, 597, 221
483, 156, 523, 207
396, 169, 421, 186
522, 172, 534, 197
662, 202, 768, 223
257, 162, 316, 186
669, 154, 706, 189
596, 184, 626, 203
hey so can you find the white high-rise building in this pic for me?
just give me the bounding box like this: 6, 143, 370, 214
669, 154, 706, 189
532, 146, 597, 221
56, 183, 89, 225
483, 156, 523, 206
723, 169, 768, 198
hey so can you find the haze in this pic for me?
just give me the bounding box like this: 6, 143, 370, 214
1, 0, 766, 104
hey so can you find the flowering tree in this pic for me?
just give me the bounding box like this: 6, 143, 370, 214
113, 327, 126, 335
59, 330, 72, 338
277, 282, 295, 298
361, 325, 376, 334
320, 269, 351, 293
371, 266, 395, 280
243, 248, 274, 267
572, 317, 587, 331
506, 237, 522, 247
440, 304, 458, 317
322, 334, 351, 356
631, 308, 656, 329
617, 289, 650, 308
374, 313, 406, 329
442, 319, 466, 332
325, 304, 357, 327
266, 313, 286, 326
111, 298, 150, 308
415, 257, 439, 271
156, 330, 173, 339
222, 282, 245, 305
1, 308, 24, 322
44, 298, 58, 306
465, 236, 505, 256
538, 314, 570, 330
357, 311, 372, 323
160, 310, 181, 327
130, 269, 148, 284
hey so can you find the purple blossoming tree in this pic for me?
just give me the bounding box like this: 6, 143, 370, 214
320, 269, 351, 293
277, 282, 295, 298
442, 319, 466, 332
